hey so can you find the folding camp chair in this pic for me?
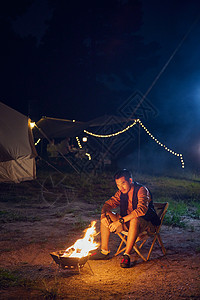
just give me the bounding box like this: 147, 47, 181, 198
115, 202, 169, 261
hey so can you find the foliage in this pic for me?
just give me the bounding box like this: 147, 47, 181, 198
189, 201, 200, 219
0, 268, 19, 288
38, 278, 62, 299
0, 170, 200, 228
0, 268, 33, 289
0, 210, 40, 223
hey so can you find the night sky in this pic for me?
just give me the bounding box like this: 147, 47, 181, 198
1, 0, 200, 172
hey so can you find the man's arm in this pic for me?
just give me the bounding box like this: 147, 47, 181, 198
109, 186, 151, 231
123, 186, 151, 223
101, 190, 121, 218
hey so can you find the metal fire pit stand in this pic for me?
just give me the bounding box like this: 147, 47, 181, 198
50, 251, 94, 275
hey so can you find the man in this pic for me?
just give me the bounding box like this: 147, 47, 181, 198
90, 169, 160, 268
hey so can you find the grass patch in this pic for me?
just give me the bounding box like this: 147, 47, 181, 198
38, 279, 62, 299
156, 197, 192, 227
164, 212, 186, 228
188, 201, 200, 219
0, 268, 39, 291
0, 210, 40, 223
146, 175, 200, 204
0, 269, 18, 288
52, 208, 75, 218
1, 170, 200, 228
0, 194, 30, 203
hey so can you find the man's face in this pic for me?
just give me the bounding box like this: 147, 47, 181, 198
115, 176, 132, 194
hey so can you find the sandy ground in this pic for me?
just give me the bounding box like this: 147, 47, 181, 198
0, 197, 200, 299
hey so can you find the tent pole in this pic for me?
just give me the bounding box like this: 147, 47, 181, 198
137, 122, 141, 172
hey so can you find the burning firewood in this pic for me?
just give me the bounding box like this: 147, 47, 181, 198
50, 221, 99, 270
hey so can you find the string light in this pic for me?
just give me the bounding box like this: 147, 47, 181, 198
76, 136, 82, 148
137, 119, 185, 168
84, 119, 185, 168
85, 153, 91, 160
76, 137, 92, 160
34, 138, 41, 145
84, 120, 137, 138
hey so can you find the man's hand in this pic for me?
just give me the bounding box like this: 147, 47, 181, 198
101, 215, 110, 228
109, 220, 120, 233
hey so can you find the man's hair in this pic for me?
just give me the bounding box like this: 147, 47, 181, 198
114, 169, 132, 181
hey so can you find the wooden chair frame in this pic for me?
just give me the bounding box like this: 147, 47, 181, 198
115, 202, 169, 261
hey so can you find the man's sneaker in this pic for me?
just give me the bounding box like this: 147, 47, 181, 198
120, 254, 130, 268
89, 250, 110, 260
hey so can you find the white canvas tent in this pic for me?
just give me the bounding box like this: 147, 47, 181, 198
0, 102, 37, 183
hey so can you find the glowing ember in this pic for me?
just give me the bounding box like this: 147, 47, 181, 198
62, 221, 99, 258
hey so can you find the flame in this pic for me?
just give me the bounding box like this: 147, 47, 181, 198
62, 221, 99, 258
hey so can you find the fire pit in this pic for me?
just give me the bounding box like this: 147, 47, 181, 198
50, 221, 99, 273
50, 250, 90, 270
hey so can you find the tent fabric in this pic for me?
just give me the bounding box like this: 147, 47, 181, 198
33, 117, 88, 139
0, 102, 37, 183
0, 157, 36, 183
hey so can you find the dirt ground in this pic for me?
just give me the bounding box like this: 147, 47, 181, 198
0, 195, 200, 299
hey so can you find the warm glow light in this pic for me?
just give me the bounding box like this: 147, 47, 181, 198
76, 136, 92, 160
34, 138, 41, 145
86, 152, 91, 160
76, 136, 82, 148
84, 120, 137, 137
82, 137, 87, 142
84, 119, 185, 168
30, 121, 35, 128
62, 221, 99, 258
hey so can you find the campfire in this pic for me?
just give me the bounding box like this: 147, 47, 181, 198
50, 221, 99, 270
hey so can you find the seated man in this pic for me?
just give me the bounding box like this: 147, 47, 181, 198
90, 169, 160, 268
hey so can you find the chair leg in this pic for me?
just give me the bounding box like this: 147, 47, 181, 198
116, 232, 166, 261
138, 238, 147, 249
133, 244, 147, 262
115, 240, 125, 256
115, 246, 126, 256
147, 235, 157, 260
116, 233, 149, 261
157, 233, 166, 255
115, 203, 169, 261
118, 240, 124, 251
118, 233, 127, 244
115, 233, 127, 256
